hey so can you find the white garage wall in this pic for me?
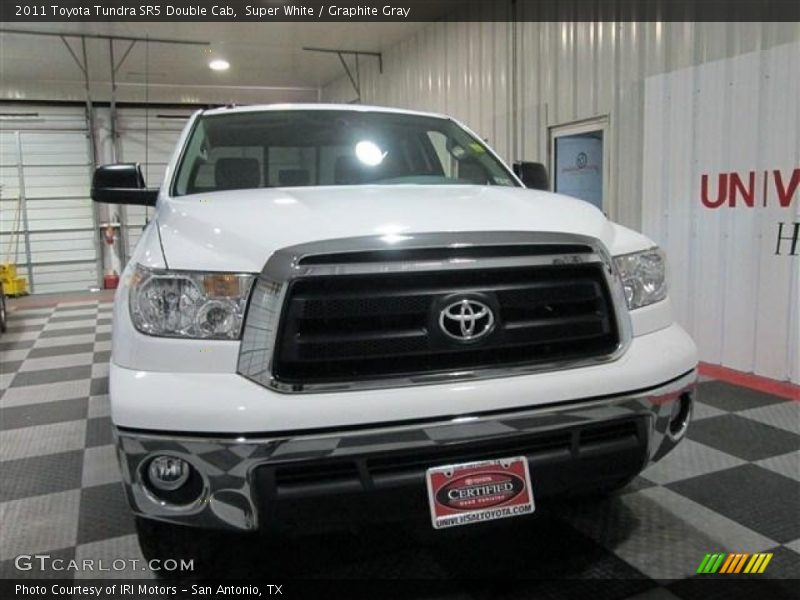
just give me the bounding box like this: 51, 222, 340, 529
642, 42, 800, 384
324, 3, 515, 162
322, 17, 800, 382
323, 18, 799, 230
115, 108, 193, 257
0, 106, 100, 294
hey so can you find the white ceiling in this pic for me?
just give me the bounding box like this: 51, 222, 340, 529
0, 21, 440, 102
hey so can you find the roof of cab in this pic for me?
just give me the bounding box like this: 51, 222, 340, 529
200, 103, 451, 121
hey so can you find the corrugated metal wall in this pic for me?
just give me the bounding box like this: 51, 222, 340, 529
0, 106, 100, 294
115, 108, 192, 256
325, 3, 515, 162
642, 41, 800, 384
323, 18, 798, 229
322, 16, 800, 382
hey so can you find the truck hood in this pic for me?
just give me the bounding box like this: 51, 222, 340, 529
155, 185, 644, 272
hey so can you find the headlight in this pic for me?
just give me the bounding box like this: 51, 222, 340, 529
129, 265, 255, 339
614, 247, 667, 310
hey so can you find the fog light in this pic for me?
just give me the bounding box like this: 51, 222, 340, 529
147, 455, 190, 491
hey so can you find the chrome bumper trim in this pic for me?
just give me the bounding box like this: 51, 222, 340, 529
116, 369, 696, 531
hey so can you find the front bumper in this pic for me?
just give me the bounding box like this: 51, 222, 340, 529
116, 369, 696, 532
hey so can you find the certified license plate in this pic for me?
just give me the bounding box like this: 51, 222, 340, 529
425, 456, 535, 530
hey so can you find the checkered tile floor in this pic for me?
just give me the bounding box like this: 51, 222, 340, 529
1, 295, 798, 595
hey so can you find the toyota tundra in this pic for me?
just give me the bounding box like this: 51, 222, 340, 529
92, 104, 698, 561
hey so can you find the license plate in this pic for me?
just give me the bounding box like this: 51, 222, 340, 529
425, 456, 535, 530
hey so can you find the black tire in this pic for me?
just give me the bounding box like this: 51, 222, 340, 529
0, 286, 7, 334
135, 517, 222, 579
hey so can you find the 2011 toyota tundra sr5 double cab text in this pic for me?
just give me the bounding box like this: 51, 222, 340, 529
92, 104, 697, 561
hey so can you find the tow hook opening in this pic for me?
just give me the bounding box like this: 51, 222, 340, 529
668, 392, 693, 440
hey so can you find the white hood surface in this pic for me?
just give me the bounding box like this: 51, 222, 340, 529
155, 185, 643, 273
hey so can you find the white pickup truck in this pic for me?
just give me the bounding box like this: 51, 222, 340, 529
92, 104, 697, 561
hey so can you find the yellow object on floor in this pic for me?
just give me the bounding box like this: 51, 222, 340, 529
3, 276, 28, 296
0, 263, 17, 280
0, 263, 28, 296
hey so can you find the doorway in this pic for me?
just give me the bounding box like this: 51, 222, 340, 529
549, 117, 609, 212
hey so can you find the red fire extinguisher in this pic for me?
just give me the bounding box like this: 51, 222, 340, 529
104, 271, 119, 289
102, 224, 119, 289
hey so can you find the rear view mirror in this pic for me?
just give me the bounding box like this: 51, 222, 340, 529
513, 161, 549, 191
91, 164, 158, 206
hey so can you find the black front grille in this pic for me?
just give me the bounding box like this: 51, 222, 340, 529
272, 263, 619, 384
262, 418, 645, 499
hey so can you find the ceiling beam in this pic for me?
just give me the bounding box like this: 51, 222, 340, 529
0, 28, 209, 46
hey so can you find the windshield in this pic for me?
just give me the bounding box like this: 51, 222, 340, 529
172, 110, 518, 196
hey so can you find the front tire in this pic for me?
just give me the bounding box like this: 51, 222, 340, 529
0, 285, 7, 333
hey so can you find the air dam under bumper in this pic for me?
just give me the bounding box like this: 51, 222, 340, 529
115, 369, 696, 531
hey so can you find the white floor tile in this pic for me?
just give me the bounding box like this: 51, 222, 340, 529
74, 534, 154, 579
0, 420, 87, 461
642, 439, 745, 485
19, 353, 94, 372
0, 490, 80, 560
0, 379, 90, 408
81, 444, 121, 488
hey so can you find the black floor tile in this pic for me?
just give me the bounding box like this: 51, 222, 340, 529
667, 464, 800, 544
39, 327, 96, 338
85, 415, 113, 447
54, 304, 96, 313
90, 377, 109, 396
0, 360, 23, 374
55, 299, 100, 313
0, 339, 35, 351
27, 343, 95, 358
687, 414, 800, 461
49, 315, 99, 323
696, 380, 786, 412
95, 332, 112, 342
0, 397, 88, 430
619, 476, 658, 495
8, 309, 53, 318
93, 350, 111, 363
77, 482, 135, 545
432, 512, 653, 580
11, 365, 92, 387
0, 450, 84, 502
5, 324, 45, 333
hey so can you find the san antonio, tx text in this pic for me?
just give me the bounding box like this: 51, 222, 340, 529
15, 584, 279, 596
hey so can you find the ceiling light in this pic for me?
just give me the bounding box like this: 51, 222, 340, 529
355, 140, 386, 166
209, 59, 230, 71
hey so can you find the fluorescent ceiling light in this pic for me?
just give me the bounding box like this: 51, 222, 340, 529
209, 59, 230, 71
355, 140, 386, 166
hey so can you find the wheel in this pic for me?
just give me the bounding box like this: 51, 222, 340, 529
135, 517, 223, 578
0, 285, 7, 333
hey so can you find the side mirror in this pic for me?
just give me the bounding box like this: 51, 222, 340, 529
513, 161, 549, 191
91, 164, 158, 206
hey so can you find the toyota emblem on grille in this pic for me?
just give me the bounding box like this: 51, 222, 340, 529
438, 299, 495, 342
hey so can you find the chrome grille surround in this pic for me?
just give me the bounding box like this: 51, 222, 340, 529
237, 231, 633, 393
